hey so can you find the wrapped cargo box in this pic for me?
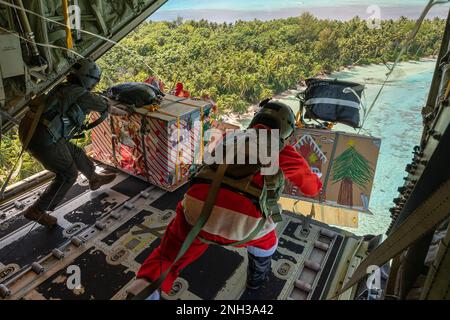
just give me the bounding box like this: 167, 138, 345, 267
92, 94, 214, 191
282, 128, 381, 214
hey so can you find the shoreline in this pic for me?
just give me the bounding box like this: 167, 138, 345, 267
151, 5, 450, 23
334, 55, 437, 74
221, 57, 438, 127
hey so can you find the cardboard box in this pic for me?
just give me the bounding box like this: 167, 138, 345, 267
279, 198, 360, 228
92, 95, 214, 191
283, 128, 381, 213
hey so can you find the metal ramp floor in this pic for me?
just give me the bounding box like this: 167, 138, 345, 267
0, 168, 363, 300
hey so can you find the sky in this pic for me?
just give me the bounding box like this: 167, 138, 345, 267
151, 0, 450, 22
160, 0, 445, 11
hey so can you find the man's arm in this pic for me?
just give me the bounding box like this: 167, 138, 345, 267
279, 145, 323, 197
77, 91, 109, 114
77, 92, 128, 116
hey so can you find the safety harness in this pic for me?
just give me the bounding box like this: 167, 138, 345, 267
131, 144, 286, 299
193, 164, 285, 247
27, 105, 107, 141
0, 86, 107, 199
39, 87, 107, 142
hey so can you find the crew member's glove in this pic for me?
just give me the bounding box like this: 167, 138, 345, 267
109, 105, 129, 117
102, 96, 129, 117
311, 168, 323, 179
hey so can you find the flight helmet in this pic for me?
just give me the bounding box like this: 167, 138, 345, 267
249, 99, 296, 144
70, 58, 102, 90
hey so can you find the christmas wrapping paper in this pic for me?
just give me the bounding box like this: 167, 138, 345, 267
92, 95, 214, 191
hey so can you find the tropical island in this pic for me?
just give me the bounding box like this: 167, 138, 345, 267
99, 14, 445, 113
0, 14, 446, 184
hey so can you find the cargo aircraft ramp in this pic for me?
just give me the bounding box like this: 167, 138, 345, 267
0, 166, 371, 300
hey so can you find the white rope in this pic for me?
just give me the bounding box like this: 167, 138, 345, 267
358, 0, 449, 133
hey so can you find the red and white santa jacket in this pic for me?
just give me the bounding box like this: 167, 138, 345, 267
181, 145, 323, 249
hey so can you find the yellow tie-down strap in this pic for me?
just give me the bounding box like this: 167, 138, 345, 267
444, 80, 450, 101
62, 0, 73, 49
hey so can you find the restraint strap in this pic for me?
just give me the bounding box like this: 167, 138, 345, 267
67, 113, 108, 140
1, 99, 46, 198
109, 116, 118, 164
264, 172, 284, 223
199, 217, 267, 247
132, 164, 229, 300
82, 111, 108, 131
333, 179, 450, 299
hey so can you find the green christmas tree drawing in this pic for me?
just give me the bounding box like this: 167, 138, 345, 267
332, 140, 374, 207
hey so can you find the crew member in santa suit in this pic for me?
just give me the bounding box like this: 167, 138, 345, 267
126, 99, 323, 300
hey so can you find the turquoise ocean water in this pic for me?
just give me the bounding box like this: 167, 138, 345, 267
224, 61, 436, 236
151, 1, 442, 235
279, 60, 436, 236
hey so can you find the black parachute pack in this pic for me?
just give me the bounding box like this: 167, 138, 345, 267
106, 82, 165, 107
302, 78, 365, 128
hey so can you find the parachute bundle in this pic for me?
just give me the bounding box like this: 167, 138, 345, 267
302, 78, 365, 129
106, 82, 165, 108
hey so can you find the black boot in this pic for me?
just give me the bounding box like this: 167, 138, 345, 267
89, 173, 117, 191
23, 205, 57, 229
246, 253, 272, 290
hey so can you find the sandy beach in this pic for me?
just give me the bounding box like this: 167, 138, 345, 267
221, 89, 301, 128
220, 58, 437, 235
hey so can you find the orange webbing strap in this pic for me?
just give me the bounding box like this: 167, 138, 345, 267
62, 0, 73, 49
444, 81, 450, 101
131, 164, 229, 300
295, 109, 303, 128
164, 96, 205, 108
331, 179, 450, 300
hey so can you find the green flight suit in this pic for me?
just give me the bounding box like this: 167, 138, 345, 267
18, 82, 108, 211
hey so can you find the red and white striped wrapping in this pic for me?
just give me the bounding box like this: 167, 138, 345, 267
91, 95, 214, 191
